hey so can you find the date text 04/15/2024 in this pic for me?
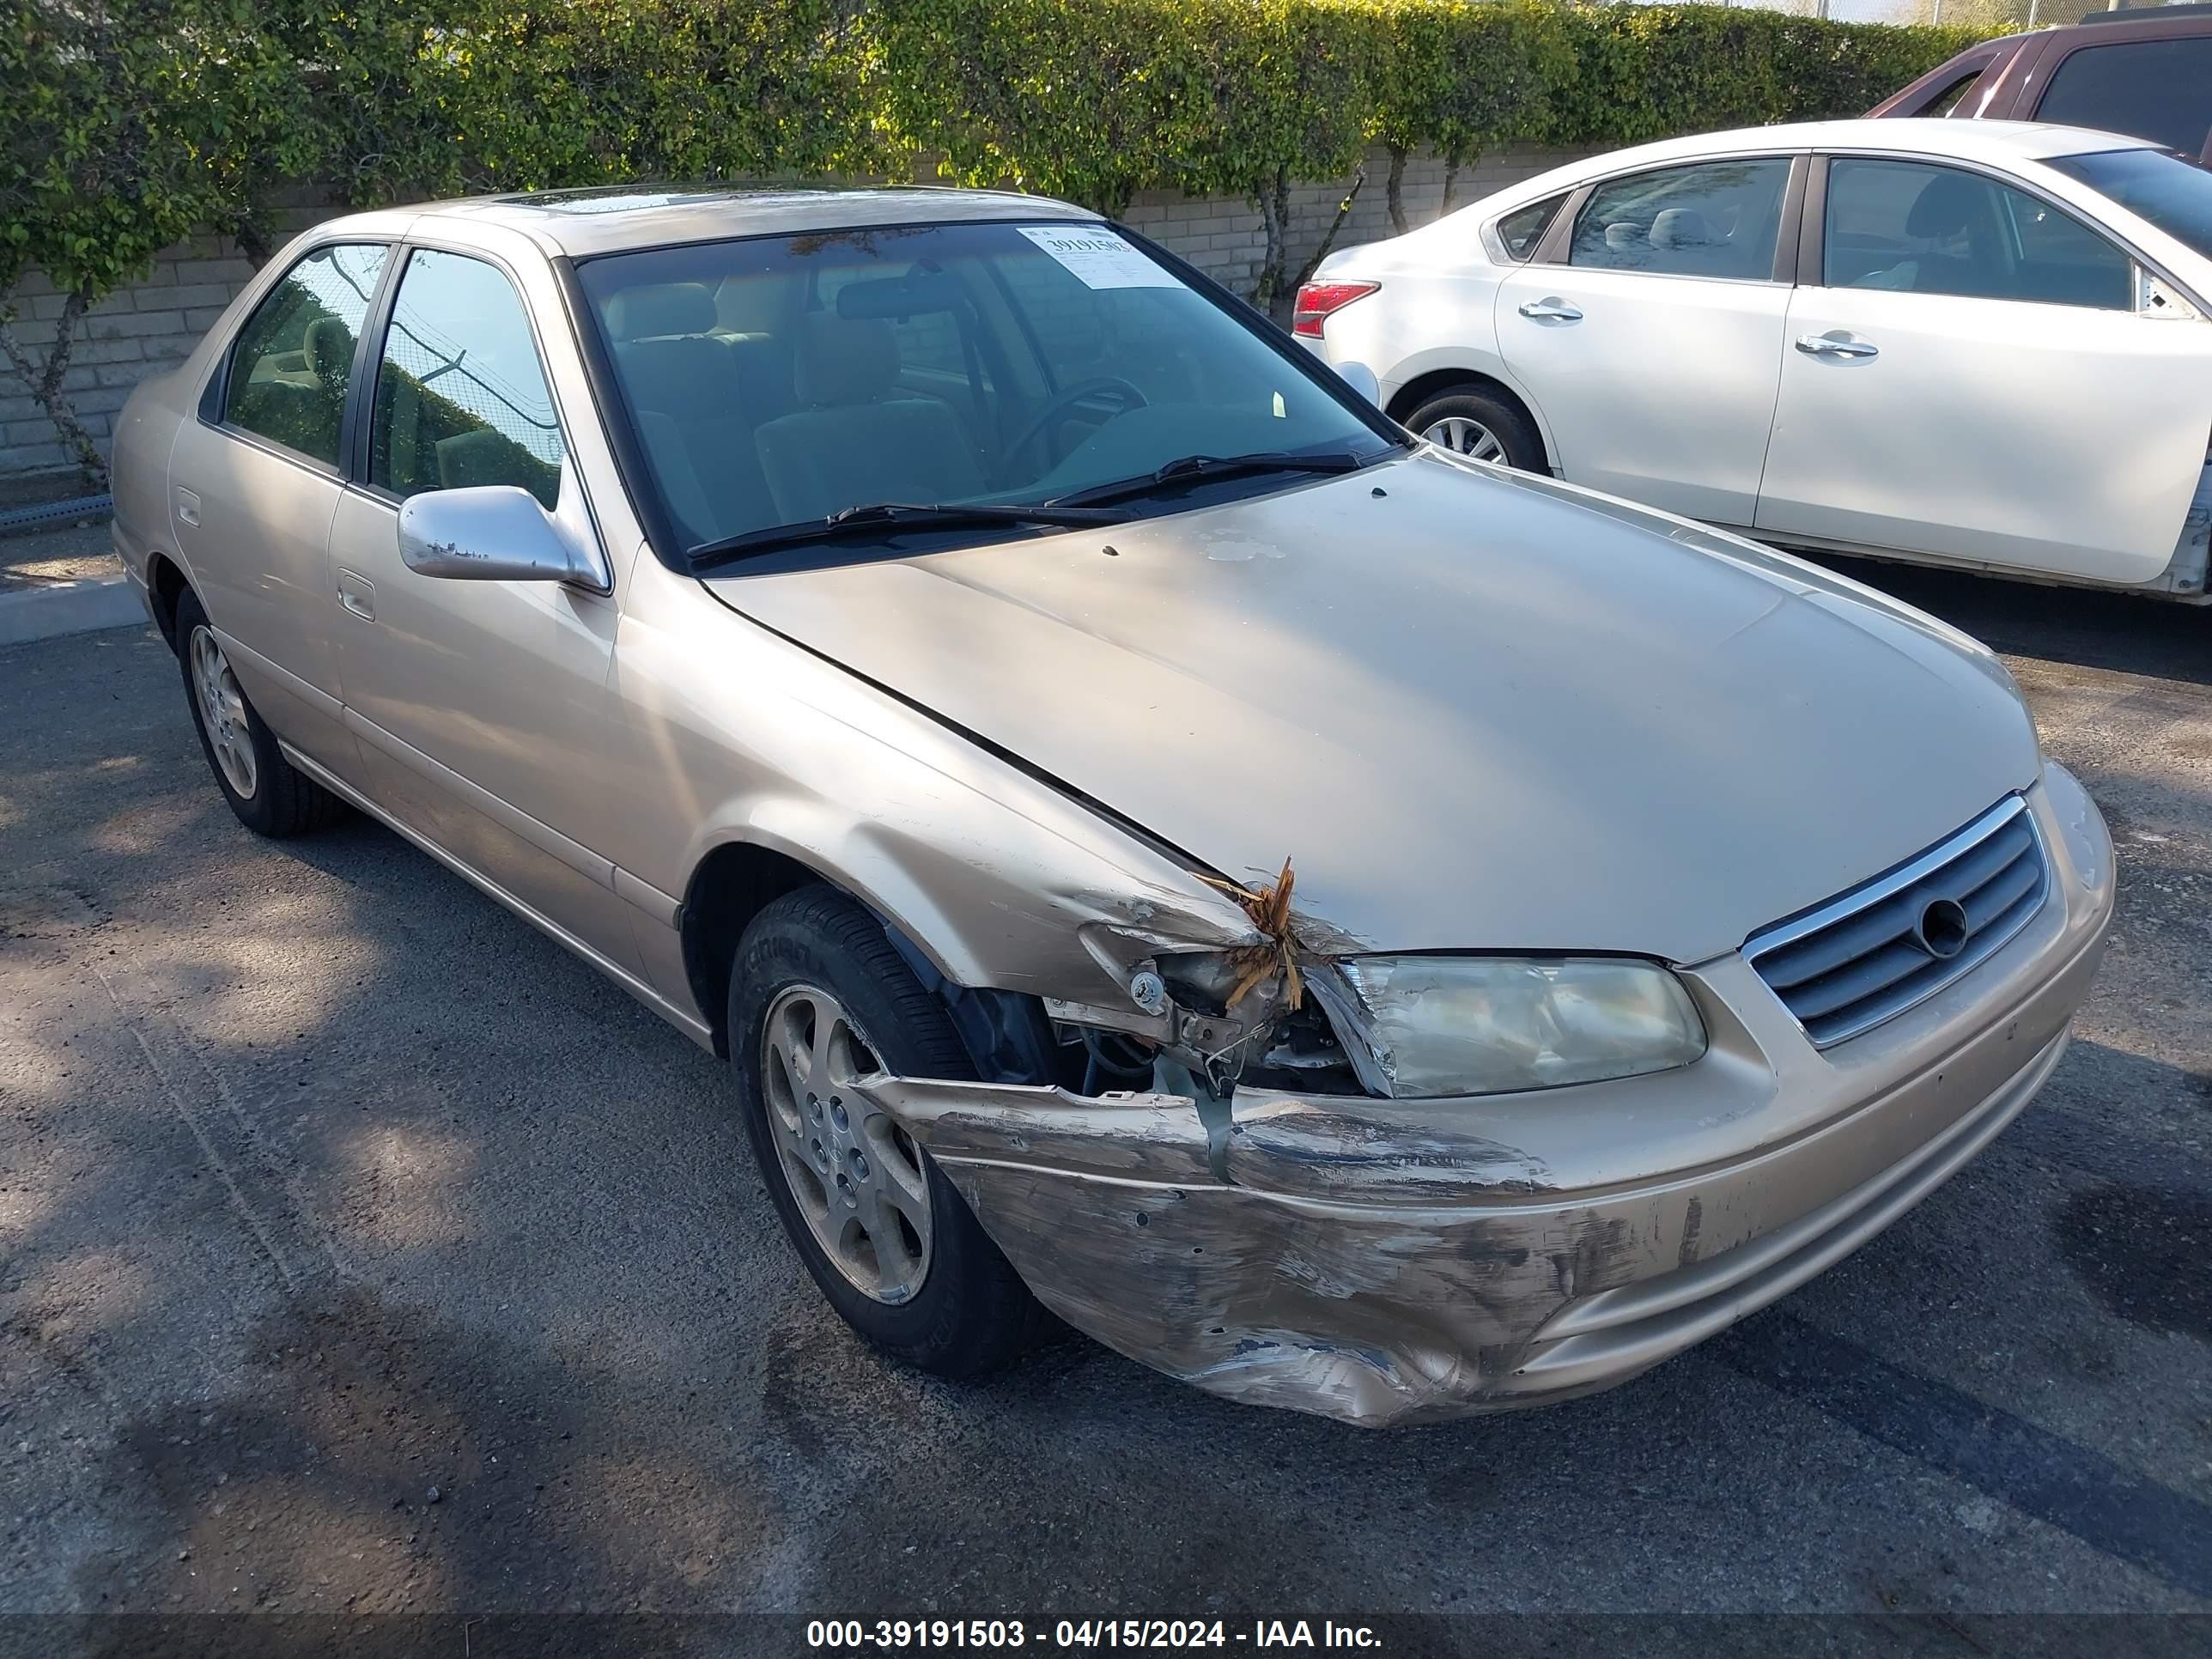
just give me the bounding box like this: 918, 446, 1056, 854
805, 1620, 1384, 1649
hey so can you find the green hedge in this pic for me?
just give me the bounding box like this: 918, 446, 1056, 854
3, 0, 1984, 483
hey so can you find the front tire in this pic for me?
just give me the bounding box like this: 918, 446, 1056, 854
730, 885, 1042, 1376
173, 587, 347, 838
1404, 385, 1545, 471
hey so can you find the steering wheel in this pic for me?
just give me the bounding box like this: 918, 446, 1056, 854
1005, 376, 1148, 465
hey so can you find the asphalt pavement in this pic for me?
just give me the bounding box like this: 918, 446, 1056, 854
1, 559, 2207, 1656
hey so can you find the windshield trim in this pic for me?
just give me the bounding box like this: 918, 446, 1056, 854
558, 216, 1412, 579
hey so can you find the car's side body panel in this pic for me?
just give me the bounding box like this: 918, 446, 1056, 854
600, 550, 1261, 1019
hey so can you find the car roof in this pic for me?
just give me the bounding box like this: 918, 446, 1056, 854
308, 183, 1104, 260
1540, 118, 2160, 183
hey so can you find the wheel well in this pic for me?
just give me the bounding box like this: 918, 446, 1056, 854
679, 842, 821, 1058
148, 554, 189, 651
1387, 369, 1551, 469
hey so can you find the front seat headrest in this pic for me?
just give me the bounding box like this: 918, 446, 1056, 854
792, 313, 901, 406
1650, 208, 1713, 250
1905, 173, 1981, 240
607, 283, 718, 341
1603, 222, 1644, 252
302, 315, 355, 380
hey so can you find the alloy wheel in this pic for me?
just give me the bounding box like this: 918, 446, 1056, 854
1424, 416, 1505, 463
188, 625, 258, 799
761, 983, 933, 1304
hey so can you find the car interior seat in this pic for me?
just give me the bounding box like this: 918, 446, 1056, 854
608, 281, 781, 548
751, 313, 988, 524
1879, 171, 1990, 295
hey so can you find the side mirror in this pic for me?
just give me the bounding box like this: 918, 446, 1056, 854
398, 484, 604, 587
1334, 360, 1382, 408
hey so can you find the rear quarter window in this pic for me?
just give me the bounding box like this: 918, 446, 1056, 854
2038, 40, 2212, 159
1493, 195, 1565, 262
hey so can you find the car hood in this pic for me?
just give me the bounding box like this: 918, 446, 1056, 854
706, 450, 2039, 964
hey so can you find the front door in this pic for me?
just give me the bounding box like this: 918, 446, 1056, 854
1756, 156, 2212, 585
325, 243, 641, 973
1496, 155, 1799, 526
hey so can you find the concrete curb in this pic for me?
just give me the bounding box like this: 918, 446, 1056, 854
0, 576, 148, 647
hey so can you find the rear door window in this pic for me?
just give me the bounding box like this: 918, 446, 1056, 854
2038, 40, 2212, 160
1822, 158, 2133, 310
222, 244, 388, 467
1568, 160, 1792, 281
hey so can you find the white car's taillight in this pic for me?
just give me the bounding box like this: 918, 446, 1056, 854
1291, 280, 1379, 339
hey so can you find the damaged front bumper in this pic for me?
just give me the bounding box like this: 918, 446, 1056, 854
858, 769, 2116, 1427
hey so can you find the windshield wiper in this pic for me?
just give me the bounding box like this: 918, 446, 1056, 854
688, 501, 1130, 572
1045, 449, 1371, 509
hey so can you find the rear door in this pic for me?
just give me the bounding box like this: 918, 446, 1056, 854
1756, 155, 2212, 585
168, 242, 391, 774
1495, 155, 1801, 526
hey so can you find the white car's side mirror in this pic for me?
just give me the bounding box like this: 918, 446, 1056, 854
1333, 360, 1382, 408
398, 483, 605, 590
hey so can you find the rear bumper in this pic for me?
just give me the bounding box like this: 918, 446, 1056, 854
866, 763, 2115, 1426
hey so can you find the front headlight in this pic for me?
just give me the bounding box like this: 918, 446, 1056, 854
1334, 956, 1707, 1099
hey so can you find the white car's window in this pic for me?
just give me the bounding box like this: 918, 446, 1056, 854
577, 222, 1395, 556
1495, 194, 1565, 262
368, 250, 567, 509
1823, 159, 2132, 311
2038, 40, 2212, 161
1567, 160, 1791, 281
222, 244, 388, 468
2052, 147, 2212, 265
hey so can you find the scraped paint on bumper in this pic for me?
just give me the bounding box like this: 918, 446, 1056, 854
856, 766, 2115, 1427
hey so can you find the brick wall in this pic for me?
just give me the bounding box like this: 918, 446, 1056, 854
2, 242, 261, 482
0, 144, 1590, 487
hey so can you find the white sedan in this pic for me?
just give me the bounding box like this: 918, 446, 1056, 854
1298, 119, 2212, 599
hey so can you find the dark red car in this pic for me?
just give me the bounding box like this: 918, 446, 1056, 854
1873, 4, 2212, 165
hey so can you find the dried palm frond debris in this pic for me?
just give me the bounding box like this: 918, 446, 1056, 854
1196, 855, 1304, 1012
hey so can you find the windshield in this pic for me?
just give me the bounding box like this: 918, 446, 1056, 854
575, 221, 1397, 557
2049, 148, 2212, 264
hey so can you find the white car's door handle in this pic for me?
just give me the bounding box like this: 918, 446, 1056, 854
1517, 298, 1583, 322
1795, 332, 1879, 361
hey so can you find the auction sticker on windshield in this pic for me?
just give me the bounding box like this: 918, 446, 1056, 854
1018, 226, 1182, 290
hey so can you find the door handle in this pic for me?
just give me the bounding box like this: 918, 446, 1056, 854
1517, 298, 1583, 322
1795, 332, 1879, 360
174, 487, 200, 528
336, 567, 375, 623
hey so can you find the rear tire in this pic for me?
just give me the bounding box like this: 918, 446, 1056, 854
175, 587, 348, 838
730, 884, 1042, 1377
1404, 386, 1545, 472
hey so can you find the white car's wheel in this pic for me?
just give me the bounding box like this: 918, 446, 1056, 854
1407, 386, 1544, 472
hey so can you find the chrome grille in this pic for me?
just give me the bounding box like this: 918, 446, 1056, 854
1744, 796, 2049, 1048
